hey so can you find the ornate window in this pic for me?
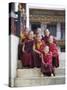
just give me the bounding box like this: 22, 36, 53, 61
47, 23, 57, 37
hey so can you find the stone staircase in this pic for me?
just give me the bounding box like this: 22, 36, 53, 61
14, 52, 65, 87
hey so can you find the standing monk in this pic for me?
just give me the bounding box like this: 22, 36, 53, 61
21, 31, 34, 68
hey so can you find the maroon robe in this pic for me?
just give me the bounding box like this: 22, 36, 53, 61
49, 43, 59, 67
41, 52, 54, 76
21, 39, 34, 68
42, 35, 56, 45
18, 33, 28, 60
33, 40, 45, 68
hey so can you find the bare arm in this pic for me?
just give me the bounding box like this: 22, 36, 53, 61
41, 54, 45, 64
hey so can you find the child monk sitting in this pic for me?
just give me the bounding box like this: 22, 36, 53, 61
33, 34, 45, 68
41, 46, 55, 76
49, 36, 59, 68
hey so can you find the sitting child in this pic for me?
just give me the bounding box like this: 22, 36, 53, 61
33, 34, 45, 68
49, 36, 59, 68
41, 46, 55, 76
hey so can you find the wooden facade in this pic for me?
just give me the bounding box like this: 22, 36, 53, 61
29, 9, 65, 23
29, 9, 65, 48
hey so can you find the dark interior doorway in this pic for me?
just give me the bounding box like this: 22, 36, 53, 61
31, 22, 41, 33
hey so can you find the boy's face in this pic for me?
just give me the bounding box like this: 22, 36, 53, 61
25, 30, 28, 35
49, 36, 53, 43
36, 34, 42, 41
28, 32, 34, 39
44, 46, 49, 53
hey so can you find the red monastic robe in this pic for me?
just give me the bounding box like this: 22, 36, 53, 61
33, 40, 45, 68
42, 35, 56, 45
49, 43, 59, 67
21, 39, 34, 68
35, 40, 45, 52
18, 32, 28, 60
41, 52, 54, 76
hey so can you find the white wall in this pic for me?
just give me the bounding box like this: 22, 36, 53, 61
27, 3, 65, 10
9, 35, 19, 87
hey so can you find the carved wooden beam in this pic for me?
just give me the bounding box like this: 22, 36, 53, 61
30, 15, 65, 23
56, 40, 65, 46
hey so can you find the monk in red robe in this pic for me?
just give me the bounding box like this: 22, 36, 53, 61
34, 28, 42, 40
42, 29, 56, 45
20, 28, 29, 43
21, 31, 34, 68
33, 34, 45, 68
41, 46, 55, 76
18, 28, 29, 60
49, 36, 59, 68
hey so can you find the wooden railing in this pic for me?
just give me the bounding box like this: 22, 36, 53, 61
56, 40, 65, 46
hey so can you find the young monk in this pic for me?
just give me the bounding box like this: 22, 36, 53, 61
34, 28, 42, 40
20, 28, 29, 43
42, 29, 56, 45
21, 31, 34, 68
33, 34, 45, 68
41, 46, 55, 76
18, 28, 29, 60
49, 36, 59, 68
36, 28, 42, 35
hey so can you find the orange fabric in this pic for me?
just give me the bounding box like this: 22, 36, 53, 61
35, 40, 45, 52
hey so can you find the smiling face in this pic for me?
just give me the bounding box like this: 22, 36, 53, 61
28, 31, 34, 40
24, 29, 29, 36
44, 46, 49, 54
36, 34, 42, 42
49, 35, 54, 43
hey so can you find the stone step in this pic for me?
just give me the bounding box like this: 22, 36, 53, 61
16, 68, 41, 78
14, 75, 65, 87
15, 52, 65, 87
59, 60, 65, 68
55, 67, 65, 75
16, 67, 65, 78
59, 52, 65, 61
